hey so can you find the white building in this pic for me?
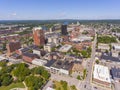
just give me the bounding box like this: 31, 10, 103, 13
44, 43, 55, 52
60, 68, 69, 75
98, 43, 110, 51
93, 64, 111, 88
111, 43, 120, 51
71, 35, 92, 42
59, 44, 72, 52
33, 49, 41, 56
47, 35, 60, 46
111, 43, 120, 57
32, 59, 47, 66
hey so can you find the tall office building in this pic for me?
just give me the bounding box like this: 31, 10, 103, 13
61, 24, 68, 35
6, 41, 21, 56
33, 27, 45, 46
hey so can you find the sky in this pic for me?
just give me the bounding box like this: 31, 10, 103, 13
0, 0, 120, 20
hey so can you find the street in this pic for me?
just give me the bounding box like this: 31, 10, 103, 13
42, 31, 99, 90
79, 30, 97, 90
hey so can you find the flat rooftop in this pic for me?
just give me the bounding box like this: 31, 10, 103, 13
111, 67, 120, 79
112, 43, 120, 50
98, 43, 110, 47
93, 64, 111, 83
23, 53, 38, 58
101, 54, 120, 62
45, 60, 56, 67
59, 44, 72, 52
19, 47, 30, 52
51, 60, 73, 70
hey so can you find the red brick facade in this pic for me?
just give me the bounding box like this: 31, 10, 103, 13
33, 29, 45, 46
6, 41, 21, 56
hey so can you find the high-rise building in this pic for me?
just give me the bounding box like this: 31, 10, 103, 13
33, 27, 45, 46
61, 24, 68, 35
6, 41, 21, 56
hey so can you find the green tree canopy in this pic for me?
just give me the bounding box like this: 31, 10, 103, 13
25, 75, 43, 90
1, 74, 13, 86
13, 63, 30, 81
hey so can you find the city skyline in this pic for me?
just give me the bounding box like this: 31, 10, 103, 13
0, 0, 120, 20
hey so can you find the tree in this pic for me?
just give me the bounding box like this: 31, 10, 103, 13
31, 66, 50, 80
0, 50, 3, 54
1, 74, 13, 86
60, 80, 68, 90
56, 45, 61, 49
87, 47, 92, 53
82, 31, 88, 35
0, 61, 7, 67
13, 63, 30, 81
31, 66, 44, 75
105, 50, 108, 53
29, 49, 33, 53
1, 66, 14, 74
96, 60, 100, 64
41, 70, 50, 80
51, 47, 56, 52
87, 47, 92, 57
97, 36, 117, 44
70, 85, 77, 90
25, 75, 43, 90
81, 50, 88, 58
109, 44, 112, 51
83, 69, 87, 79
39, 45, 43, 49
77, 75, 81, 80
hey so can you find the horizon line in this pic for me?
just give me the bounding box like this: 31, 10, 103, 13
0, 19, 120, 21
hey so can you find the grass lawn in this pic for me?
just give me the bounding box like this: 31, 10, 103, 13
0, 82, 25, 90
54, 81, 70, 90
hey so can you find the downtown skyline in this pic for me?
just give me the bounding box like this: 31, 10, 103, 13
0, 0, 120, 20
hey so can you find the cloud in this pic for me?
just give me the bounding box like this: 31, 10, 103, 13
11, 13, 17, 16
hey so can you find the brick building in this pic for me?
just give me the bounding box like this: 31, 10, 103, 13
33, 27, 45, 46
6, 41, 21, 56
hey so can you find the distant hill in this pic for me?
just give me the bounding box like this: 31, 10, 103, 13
0, 19, 120, 24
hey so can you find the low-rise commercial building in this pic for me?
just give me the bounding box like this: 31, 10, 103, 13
50, 60, 73, 75
111, 67, 120, 82
44, 59, 56, 70
22, 53, 39, 63
43, 52, 61, 60
44, 43, 55, 52
6, 41, 21, 56
47, 35, 60, 46
111, 43, 120, 57
32, 58, 47, 66
16, 47, 31, 55
71, 35, 92, 42
93, 64, 111, 88
98, 43, 110, 52
101, 53, 120, 62
59, 44, 72, 52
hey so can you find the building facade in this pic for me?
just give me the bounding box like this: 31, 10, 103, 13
61, 24, 68, 35
33, 27, 45, 46
6, 41, 21, 56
